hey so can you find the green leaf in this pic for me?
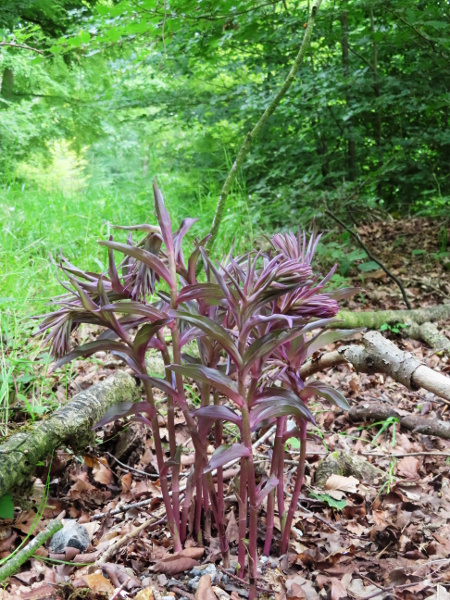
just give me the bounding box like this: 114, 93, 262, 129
0, 494, 14, 519
309, 492, 347, 510
357, 261, 380, 272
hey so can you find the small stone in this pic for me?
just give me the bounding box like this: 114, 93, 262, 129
49, 520, 90, 553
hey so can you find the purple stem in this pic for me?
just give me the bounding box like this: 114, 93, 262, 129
143, 379, 182, 551
276, 417, 287, 534
213, 390, 224, 519
281, 420, 307, 555
237, 464, 248, 579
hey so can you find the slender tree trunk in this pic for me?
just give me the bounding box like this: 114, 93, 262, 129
370, 9, 383, 198
340, 7, 357, 181
0, 68, 14, 102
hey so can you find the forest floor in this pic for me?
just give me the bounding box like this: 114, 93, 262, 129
1, 217, 449, 600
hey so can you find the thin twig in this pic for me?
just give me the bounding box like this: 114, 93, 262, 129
325, 208, 412, 309
0, 41, 44, 55
105, 451, 162, 478
97, 514, 166, 564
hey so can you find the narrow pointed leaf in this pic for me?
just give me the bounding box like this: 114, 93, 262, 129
99, 240, 172, 285
300, 381, 350, 410
255, 473, 279, 508
101, 301, 168, 321
93, 401, 155, 429
134, 318, 172, 361
172, 311, 242, 367
176, 283, 224, 307
52, 340, 130, 370
174, 217, 198, 262
251, 389, 315, 428
169, 364, 243, 406
204, 443, 251, 473
193, 405, 242, 427
153, 180, 174, 256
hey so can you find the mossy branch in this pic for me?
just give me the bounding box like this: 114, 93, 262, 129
0, 519, 63, 583
205, 0, 323, 254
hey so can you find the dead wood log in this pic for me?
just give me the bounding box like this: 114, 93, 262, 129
0, 372, 139, 498
349, 402, 450, 440
300, 331, 450, 403
331, 304, 450, 352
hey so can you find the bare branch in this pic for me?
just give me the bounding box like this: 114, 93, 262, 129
0, 41, 44, 55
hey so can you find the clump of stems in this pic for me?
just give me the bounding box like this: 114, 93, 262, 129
39, 181, 352, 599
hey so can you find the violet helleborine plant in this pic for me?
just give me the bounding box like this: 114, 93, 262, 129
39, 181, 354, 600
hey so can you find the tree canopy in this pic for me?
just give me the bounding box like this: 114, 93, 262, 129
1, 0, 449, 223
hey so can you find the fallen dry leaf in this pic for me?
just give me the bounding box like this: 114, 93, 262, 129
153, 547, 204, 576
325, 474, 359, 494
397, 456, 421, 480
195, 574, 217, 599
330, 577, 347, 600
75, 572, 115, 595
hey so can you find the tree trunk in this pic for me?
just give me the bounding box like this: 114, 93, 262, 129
340, 7, 357, 181
0, 372, 139, 498
1, 68, 14, 102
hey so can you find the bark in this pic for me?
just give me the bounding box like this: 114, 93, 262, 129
0, 372, 139, 498
0, 68, 14, 102
340, 5, 357, 181
349, 402, 450, 440
300, 331, 450, 402
330, 305, 450, 351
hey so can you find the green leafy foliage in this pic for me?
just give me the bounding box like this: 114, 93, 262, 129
309, 491, 347, 511
0, 494, 14, 520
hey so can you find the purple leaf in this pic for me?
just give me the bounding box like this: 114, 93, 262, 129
107, 238, 124, 294
168, 364, 244, 406
153, 179, 174, 257
138, 375, 183, 404
255, 473, 279, 508
99, 240, 172, 286
52, 340, 132, 371
134, 318, 172, 362
299, 381, 350, 410
101, 301, 168, 321
187, 235, 210, 283
204, 443, 251, 473
171, 311, 242, 367
176, 283, 224, 307
93, 401, 155, 429
69, 278, 98, 312
174, 218, 198, 265
251, 389, 315, 428
243, 327, 305, 373
193, 405, 242, 427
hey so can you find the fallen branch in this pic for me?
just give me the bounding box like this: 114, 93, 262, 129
0, 372, 139, 498
349, 402, 450, 440
333, 303, 450, 331
0, 519, 62, 583
300, 331, 450, 403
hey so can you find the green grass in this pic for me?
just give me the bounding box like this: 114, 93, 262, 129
0, 178, 256, 432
